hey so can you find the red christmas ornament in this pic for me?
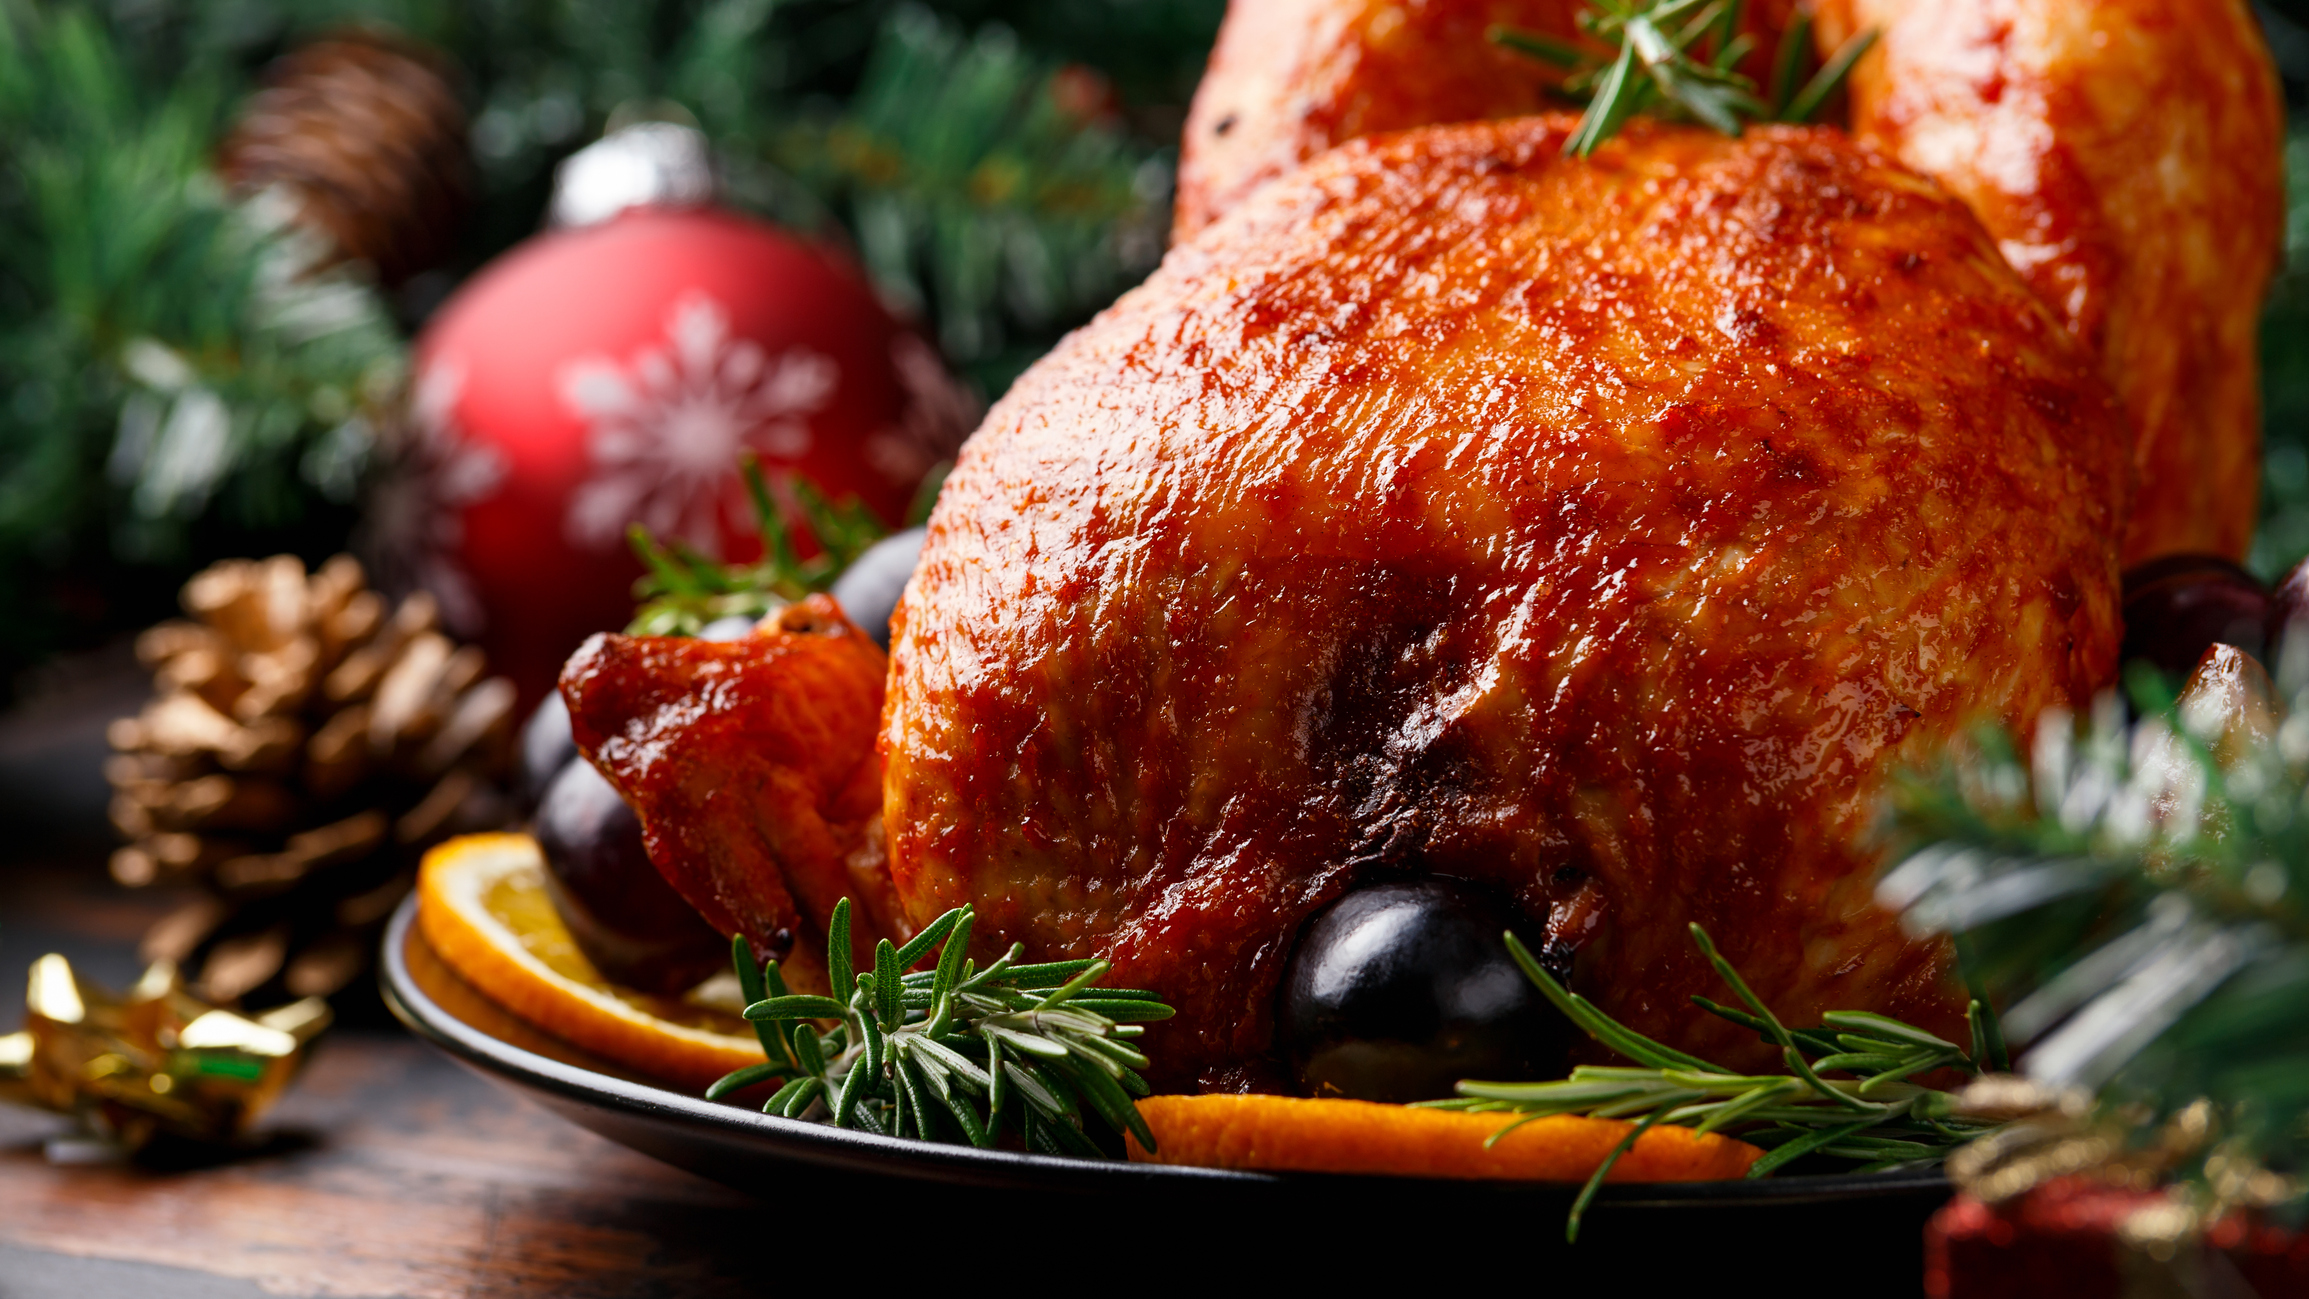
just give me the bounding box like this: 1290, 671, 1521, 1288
377, 204, 972, 708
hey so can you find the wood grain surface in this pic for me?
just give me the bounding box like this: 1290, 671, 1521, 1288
0, 852, 789, 1299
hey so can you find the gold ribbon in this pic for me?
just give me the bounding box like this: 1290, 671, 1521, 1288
0, 954, 329, 1149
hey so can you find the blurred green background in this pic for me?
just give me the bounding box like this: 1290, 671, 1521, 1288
0, 0, 1225, 695
2252, 0, 2309, 577
8, 0, 2309, 701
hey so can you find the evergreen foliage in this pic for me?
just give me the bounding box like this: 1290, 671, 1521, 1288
0, 1, 403, 675
0, 0, 1215, 691
764, 7, 1171, 389
2253, 3, 2309, 578
2254, 118, 2309, 579
1883, 669, 2309, 1217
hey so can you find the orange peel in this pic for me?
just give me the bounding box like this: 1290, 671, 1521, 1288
416, 832, 765, 1091
1127, 1094, 1762, 1181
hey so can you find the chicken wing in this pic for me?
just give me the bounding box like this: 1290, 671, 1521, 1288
561, 596, 900, 992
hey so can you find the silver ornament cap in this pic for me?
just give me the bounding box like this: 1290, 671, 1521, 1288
548, 119, 717, 229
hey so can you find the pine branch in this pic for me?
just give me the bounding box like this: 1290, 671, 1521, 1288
624, 453, 889, 636
761, 7, 1169, 387
1880, 667, 2309, 1217
0, 2, 403, 670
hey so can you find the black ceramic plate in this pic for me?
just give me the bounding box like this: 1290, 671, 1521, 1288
380, 894, 1951, 1275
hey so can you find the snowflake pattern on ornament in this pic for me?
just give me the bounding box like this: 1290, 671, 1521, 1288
359, 360, 507, 636
866, 333, 978, 485
558, 293, 838, 556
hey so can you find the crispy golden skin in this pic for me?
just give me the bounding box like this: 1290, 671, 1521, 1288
1176, 0, 2281, 564
561, 596, 902, 992
885, 118, 2127, 1087
1814, 0, 2282, 563
1175, 0, 1589, 241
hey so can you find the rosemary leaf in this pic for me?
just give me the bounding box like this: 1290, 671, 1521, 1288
874, 939, 905, 1029
744, 994, 848, 1021
705, 1061, 785, 1101
624, 451, 892, 636
1692, 995, 1842, 1056
761, 1074, 812, 1116
932, 910, 974, 1002
793, 1023, 827, 1077
894, 907, 962, 970
1491, 2, 1878, 156
1745, 1116, 1884, 1179
1568, 1111, 1664, 1243
827, 899, 855, 1002
1504, 932, 1724, 1072
1488, 25, 1589, 68
986, 958, 1103, 987
1767, 9, 1813, 112
731, 936, 794, 1069
782, 1076, 827, 1119
1783, 29, 1876, 122
833, 1055, 870, 1129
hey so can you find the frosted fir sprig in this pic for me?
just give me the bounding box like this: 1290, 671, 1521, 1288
1880, 663, 2309, 1218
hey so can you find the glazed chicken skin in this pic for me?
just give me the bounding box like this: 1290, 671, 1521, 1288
562, 596, 901, 993
1177, 0, 2282, 565
1174, 0, 1595, 237
882, 118, 2128, 1087
1814, 0, 2282, 564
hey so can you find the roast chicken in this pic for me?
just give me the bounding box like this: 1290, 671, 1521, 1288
572, 116, 2131, 1087
563, 1, 2277, 1091
879, 117, 2128, 1084
1175, 0, 2284, 564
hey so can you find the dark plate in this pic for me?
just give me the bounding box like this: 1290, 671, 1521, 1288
380, 894, 1951, 1280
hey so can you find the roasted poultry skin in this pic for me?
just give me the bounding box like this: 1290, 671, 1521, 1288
883, 118, 2128, 1087
562, 596, 901, 992
1814, 0, 2282, 565
1176, 0, 2282, 565
1174, 0, 1593, 240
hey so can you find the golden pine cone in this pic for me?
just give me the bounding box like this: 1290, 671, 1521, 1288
107, 555, 517, 1006
218, 31, 472, 284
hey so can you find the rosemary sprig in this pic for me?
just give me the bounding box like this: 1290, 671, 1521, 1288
623, 452, 891, 636
1491, 1, 1878, 157
1419, 923, 2001, 1241
704, 899, 1176, 1156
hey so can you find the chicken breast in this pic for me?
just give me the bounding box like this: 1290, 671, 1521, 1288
1175, 0, 2282, 564
883, 117, 2128, 1088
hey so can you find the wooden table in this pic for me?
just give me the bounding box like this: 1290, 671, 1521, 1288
0, 856, 791, 1299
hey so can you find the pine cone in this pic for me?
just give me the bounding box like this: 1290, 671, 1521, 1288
108, 555, 516, 1005
217, 31, 472, 285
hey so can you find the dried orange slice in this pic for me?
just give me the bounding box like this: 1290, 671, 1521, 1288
1128, 1094, 1762, 1181
416, 833, 764, 1091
